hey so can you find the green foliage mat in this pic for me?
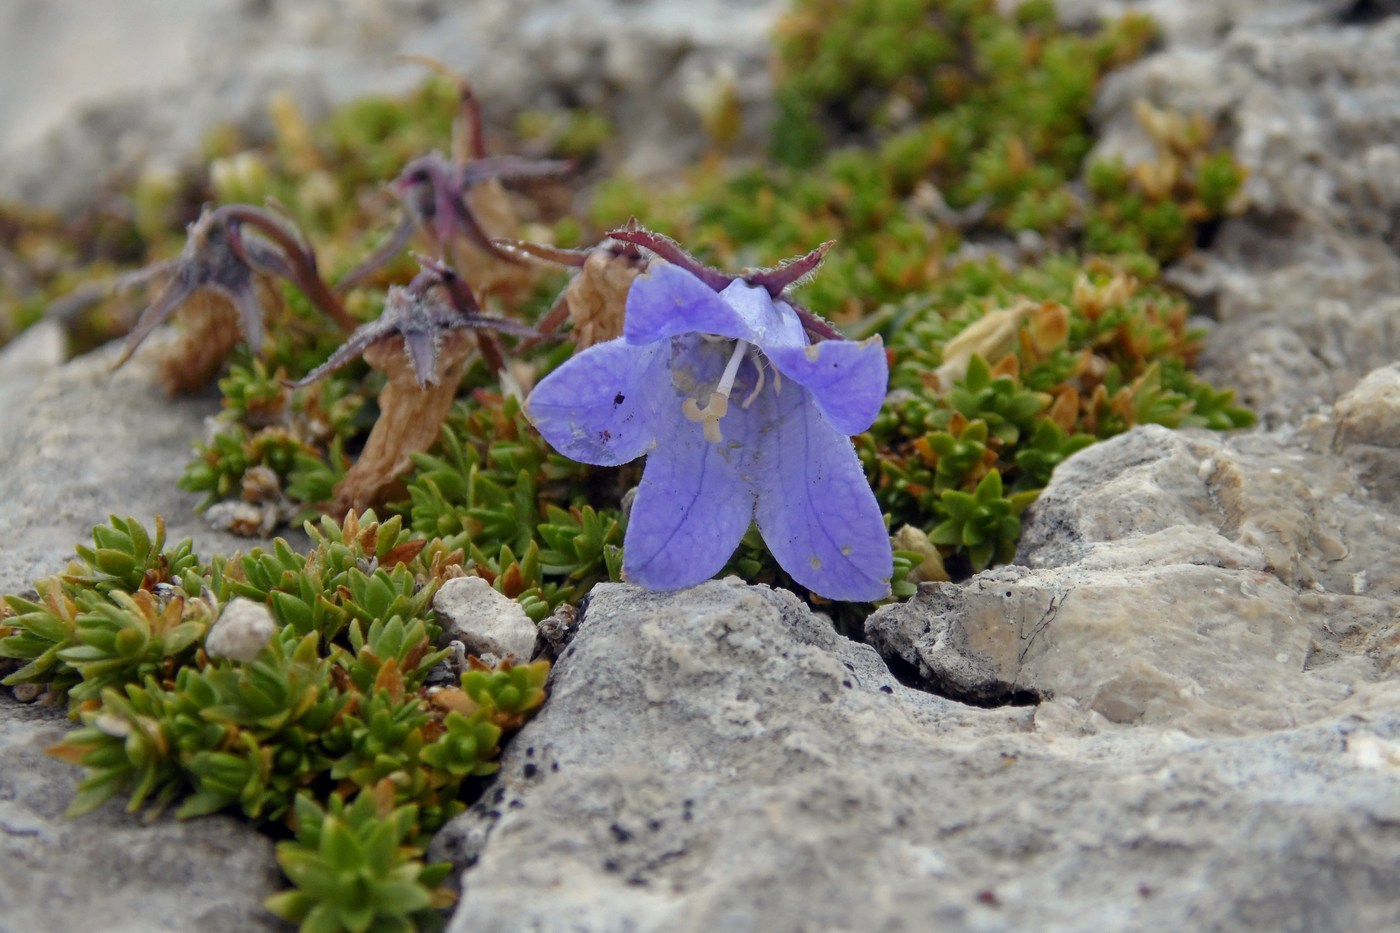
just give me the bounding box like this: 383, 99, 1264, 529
1, 513, 548, 930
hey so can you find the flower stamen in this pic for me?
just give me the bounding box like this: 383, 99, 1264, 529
741, 353, 766, 409
682, 393, 728, 442
683, 338, 748, 442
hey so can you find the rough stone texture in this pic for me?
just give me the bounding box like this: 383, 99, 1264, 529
433, 575, 539, 662
204, 597, 280, 662
868, 419, 1400, 735
0, 336, 300, 599
0, 319, 65, 423
433, 581, 1400, 931
0, 693, 282, 931
1333, 363, 1400, 450
0, 0, 785, 211
1083, 0, 1400, 425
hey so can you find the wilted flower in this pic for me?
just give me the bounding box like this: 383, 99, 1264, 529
114, 203, 352, 370
526, 247, 892, 601
289, 256, 530, 390
289, 257, 533, 514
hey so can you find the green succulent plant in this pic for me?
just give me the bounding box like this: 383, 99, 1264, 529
70, 514, 200, 594
460, 658, 551, 728
1, 516, 206, 701
1013, 419, 1096, 487
928, 469, 1038, 571
419, 708, 503, 783
5, 513, 547, 931
1, 579, 86, 697
341, 615, 447, 694
393, 400, 627, 619
59, 588, 214, 704
266, 785, 455, 933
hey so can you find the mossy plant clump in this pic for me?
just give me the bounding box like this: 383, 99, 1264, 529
0, 513, 548, 931
398, 392, 629, 621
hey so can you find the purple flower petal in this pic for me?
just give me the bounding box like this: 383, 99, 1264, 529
630, 267, 885, 435
526, 338, 664, 466
623, 415, 756, 591
624, 263, 801, 348
754, 384, 892, 601
713, 278, 807, 348
765, 334, 888, 435
527, 242, 894, 603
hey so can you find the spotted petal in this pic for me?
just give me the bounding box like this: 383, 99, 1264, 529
525, 338, 664, 466
764, 333, 888, 435
753, 384, 892, 601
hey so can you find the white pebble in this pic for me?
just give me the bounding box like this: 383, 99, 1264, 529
205, 597, 278, 662
433, 576, 538, 661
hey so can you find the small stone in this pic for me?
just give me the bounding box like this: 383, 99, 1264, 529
433, 575, 537, 661
892, 524, 951, 584
1348, 734, 1400, 772
205, 597, 278, 662
204, 499, 292, 538
1335, 365, 1400, 449
10, 682, 46, 703
538, 603, 579, 655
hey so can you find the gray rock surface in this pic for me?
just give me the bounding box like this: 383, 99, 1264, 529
0, 319, 65, 421
0, 336, 299, 599
0, 692, 282, 932
0, 0, 784, 211
868, 418, 1400, 735
1086, 0, 1400, 424
433, 580, 1400, 931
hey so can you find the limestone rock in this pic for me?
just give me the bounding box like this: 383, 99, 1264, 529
0, 319, 65, 436
434, 580, 1400, 931
433, 575, 538, 662
869, 407, 1400, 735
0, 0, 785, 211
1331, 363, 1400, 499
0, 693, 282, 931
204, 597, 278, 662
1334, 363, 1400, 449
1087, 2, 1400, 424
0, 337, 300, 599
